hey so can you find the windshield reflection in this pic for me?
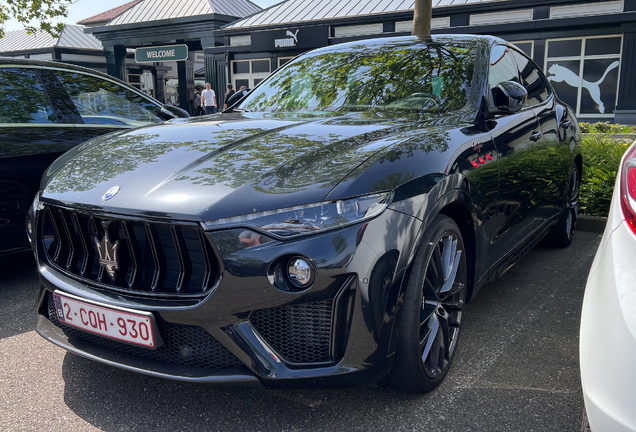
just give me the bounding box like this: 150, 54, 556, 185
241, 39, 476, 114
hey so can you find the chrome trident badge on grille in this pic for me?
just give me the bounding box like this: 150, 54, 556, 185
94, 221, 119, 279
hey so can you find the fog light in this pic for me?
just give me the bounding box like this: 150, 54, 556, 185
287, 257, 314, 287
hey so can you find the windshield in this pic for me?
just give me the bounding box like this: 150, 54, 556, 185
240, 40, 476, 114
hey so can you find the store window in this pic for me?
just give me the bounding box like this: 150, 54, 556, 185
231, 58, 271, 90
545, 36, 622, 117
127, 74, 142, 90
512, 41, 534, 58
278, 57, 294, 69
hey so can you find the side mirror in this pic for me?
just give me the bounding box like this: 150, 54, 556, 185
489, 81, 527, 115
159, 104, 190, 120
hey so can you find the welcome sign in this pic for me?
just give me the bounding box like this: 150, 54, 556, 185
135, 45, 188, 63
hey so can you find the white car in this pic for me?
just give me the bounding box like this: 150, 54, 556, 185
581, 139, 636, 431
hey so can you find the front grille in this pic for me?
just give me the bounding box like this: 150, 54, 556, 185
47, 294, 242, 370
39, 205, 218, 298
249, 300, 333, 365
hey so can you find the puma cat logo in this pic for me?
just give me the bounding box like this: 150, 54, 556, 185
547, 61, 619, 113
285, 30, 299, 43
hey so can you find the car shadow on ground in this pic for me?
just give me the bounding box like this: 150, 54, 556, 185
0, 252, 39, 340
57, 232, 600, 432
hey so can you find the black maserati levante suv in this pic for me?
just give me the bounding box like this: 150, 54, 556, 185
31, 35, 581, 392
0, 59, 187, 258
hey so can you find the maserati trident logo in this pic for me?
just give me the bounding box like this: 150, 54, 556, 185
102, 185, 120, 201
95, 221, 120, 279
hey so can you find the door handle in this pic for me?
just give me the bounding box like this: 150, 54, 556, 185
530, 132, 542, 142
560, 120, 572, 129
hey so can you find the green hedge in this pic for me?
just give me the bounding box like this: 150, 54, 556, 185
579, 121, 635, 134
580, 132, 632, 217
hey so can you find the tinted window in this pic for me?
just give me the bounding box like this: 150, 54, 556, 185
241, 41, 476, 113
489, 45, 519, 99
233, 61, 250, 74
585, 37, 621, 56
56, 71, 162, 127
513, 42, 533, 58
0, 68, 56, 124
235, 79, 250, 89
548, 40, 581, 58
252, 60, 270, 73
511, 49, 550, 106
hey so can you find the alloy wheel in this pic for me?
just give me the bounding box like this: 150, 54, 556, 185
419, 231, 466, 378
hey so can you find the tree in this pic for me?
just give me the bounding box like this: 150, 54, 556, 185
412, 0, 433, 37
0, 0, 74, 39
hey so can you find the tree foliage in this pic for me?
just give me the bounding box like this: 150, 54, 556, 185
0, 0, 74, 39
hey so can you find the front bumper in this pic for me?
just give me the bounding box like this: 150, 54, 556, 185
35, 207, 421, 388
581, 216, 636, 430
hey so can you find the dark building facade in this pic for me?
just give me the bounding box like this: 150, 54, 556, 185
208, 0, 636, 124
83, 0, 261, 113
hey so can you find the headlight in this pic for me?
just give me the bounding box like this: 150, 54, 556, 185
201, 192, 393, 238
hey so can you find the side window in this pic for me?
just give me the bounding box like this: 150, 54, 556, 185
55, 71, 162, 126
488, 45, 520, 106
0, 67, 56, 124
511, 48, 550, 106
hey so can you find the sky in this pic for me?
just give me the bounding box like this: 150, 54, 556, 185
4, 0, 282, 32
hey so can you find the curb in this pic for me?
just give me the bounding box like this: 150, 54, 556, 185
578, 215, 607, 234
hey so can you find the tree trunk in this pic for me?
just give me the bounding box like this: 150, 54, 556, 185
412, 0, 433, 37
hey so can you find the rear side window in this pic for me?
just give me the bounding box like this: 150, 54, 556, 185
55, 71, 162, 127
511, 48, 550, 106
0, 67, 56, 124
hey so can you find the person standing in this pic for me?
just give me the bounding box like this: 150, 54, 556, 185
224, 84, 235, 110
201, 83, 217, 115
194, 92, 202, 116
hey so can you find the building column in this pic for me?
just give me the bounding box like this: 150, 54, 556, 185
177, 52, 195, 114
104, 45, 127, 80
155, 68, 167, 104
204, 52, 215, 87
615, 30, 636, 124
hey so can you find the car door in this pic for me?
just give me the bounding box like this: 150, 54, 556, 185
486, 44, 545, 263
51, 69, 165, 142
510, 48, 573, 222
0, 66, 83, 256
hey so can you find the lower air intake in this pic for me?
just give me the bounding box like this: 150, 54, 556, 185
249, 300, 333, 365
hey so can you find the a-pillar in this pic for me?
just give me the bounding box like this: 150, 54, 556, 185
177, 52, 195, 115
104, 45, 127, 81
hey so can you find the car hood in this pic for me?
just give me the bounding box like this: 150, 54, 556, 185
42, 111, 456, 221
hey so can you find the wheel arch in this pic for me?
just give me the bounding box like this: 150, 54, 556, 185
387, 188, 479, 356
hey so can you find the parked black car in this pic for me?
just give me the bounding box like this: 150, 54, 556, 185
32, 35, 581, 392
0, 59, 188, 257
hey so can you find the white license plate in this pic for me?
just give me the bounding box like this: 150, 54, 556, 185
53, 293, 156, 348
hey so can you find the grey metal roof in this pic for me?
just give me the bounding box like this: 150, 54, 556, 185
225, 0, 508, 29
0, 25, 102, 53
107, 0, 262, 26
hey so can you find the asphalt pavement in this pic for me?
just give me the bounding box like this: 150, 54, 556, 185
0, 231, 601, 432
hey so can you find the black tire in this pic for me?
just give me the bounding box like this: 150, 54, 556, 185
387, 214, 467, 393
549, 163, 580, 248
